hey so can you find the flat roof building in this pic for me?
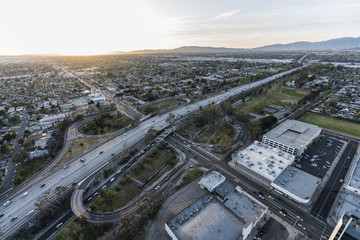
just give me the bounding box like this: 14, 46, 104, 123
262, 120, 321, 156
214, 180, 236, 199
271, 165, 321, 204
165, 186, 268, 240
346, 156, 360, 196
232, 141, 295, 185
198, 171, 225, 192
330, 211, 360, 240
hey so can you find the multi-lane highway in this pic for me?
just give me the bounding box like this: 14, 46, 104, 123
0, 64, 305, 239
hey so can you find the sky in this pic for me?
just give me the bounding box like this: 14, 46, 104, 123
0, 0, 359, 55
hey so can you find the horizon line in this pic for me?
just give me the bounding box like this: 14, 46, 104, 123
0, 35, 359, 57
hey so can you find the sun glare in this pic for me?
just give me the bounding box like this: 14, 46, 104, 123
0, 0, 181, 55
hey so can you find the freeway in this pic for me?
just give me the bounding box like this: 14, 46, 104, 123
0, 64, 305, 239
166, 135, 333, 239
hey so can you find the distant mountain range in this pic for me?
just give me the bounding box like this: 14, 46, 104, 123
255, 37, 360, 51
112, 37, 360, 54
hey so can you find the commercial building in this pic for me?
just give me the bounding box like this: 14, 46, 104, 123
165, 171, 268, 240
39, 113, 67, 129
346, 155, 360, 195
271, 166, 321, 204
89, 93, 106, 103
232, 141, 295, 185
262, 119, 321, 156
329, 211, 360, 240
198, 171, 225, 192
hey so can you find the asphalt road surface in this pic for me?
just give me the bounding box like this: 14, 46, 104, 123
312, 140, 359, 219
0, 112, 29, 194
167, 135, 332, 239
0, 64, 305, 239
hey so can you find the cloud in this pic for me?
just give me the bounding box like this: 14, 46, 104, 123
214, 9, 241, 19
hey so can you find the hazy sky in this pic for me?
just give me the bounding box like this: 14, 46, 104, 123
0, 0, 359, 55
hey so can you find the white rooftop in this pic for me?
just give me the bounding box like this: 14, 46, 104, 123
224, 187, 267, 229
167, 195, 244, 240
336, 193, 360, 219
271, 166, 321, 204
348, 157, 360, 193
198, 171, 225, 192
166, 189, 267, 240
263, 120, 321, 149
232, 141, 295, 181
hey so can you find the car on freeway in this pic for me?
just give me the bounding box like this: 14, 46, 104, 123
11, 216, 18, 221
26, 210, 34, 216
93, 192, 99, 197
40, 183, 46, 188
279, 210, 286, 217
56, 222, 63, 228
80, 159, 86, 163
99, 151, 104, 154
0, 214, 4, 218
268, 195, 275, 200
21, 192, 29, 198
4, 200, 11, 206
101, 185, 107, 189
110, 177, 115, 182
155, 185, 160, 190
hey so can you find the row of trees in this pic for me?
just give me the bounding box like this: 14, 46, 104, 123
81, 112, 132, 135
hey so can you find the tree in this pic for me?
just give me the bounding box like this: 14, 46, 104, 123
74, 114, 83, 121
222, 101, 233, 114
147, 126, 158, 138
250, 121, 263, 141
166, 113, 175, 124
110, 103, 116, 111
35, 190, 55, 217
259, 116, 277, 131
0, 144, 11, 154
13, 149, 29, 162
96, 102, 101, 109
327, 98, 338, 107
18, 138, 24, 145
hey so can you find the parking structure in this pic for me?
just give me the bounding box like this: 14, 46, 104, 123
293, 133, 344, 179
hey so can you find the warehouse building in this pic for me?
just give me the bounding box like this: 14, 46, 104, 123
165, 188, 267, 240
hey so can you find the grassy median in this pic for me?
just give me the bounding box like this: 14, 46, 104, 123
58, 137, 110, 166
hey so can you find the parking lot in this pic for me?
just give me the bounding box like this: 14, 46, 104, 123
254, 218, 288, 240
293, 134, 344, 179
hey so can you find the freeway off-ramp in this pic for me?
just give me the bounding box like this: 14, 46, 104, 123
0, 64, 305, 239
